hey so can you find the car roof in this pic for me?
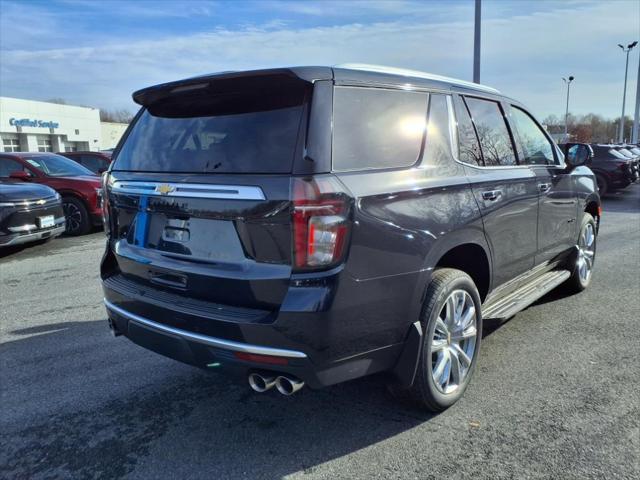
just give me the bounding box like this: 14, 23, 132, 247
133, 65, 505, 106
64, 151, 107, 155
0, 152, 65, 159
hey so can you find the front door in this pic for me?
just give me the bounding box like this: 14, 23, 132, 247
506, 105, 577, 265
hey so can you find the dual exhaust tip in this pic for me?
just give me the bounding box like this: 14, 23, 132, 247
248, 372, 304, 395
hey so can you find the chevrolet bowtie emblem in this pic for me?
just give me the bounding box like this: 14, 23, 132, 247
156, 184, 175, 195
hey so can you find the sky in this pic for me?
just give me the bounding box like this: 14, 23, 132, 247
0, 0, 638, 121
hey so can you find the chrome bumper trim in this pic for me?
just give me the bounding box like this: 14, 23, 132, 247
103, 299, 308, 359
8, 217, 65, 233
0, 224, 65, 246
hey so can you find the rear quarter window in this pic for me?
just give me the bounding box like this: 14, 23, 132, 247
332, 86, 428, 171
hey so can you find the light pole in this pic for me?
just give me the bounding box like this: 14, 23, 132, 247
618, 41, 638, 142
563, 76, 574, 141
633, 49, 640, 143
473, 0, 481, 83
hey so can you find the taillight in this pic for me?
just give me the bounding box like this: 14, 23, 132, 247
291, 176, 352, 271
101, 171, 111, 236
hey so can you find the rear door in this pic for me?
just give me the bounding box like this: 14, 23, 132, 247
507, 104, 576, 264
454, 95, 539, 288
103, 75, 311, 311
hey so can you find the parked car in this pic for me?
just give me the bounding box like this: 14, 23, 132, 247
611, 146, 640, 181
0, 152, 102, 235
0, 182, 65, 247
60, 151, 112, 174
577, 144, 639, 194
101, 65, 600, 411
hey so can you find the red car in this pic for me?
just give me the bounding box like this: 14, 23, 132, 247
0, 152, 102, 235
60, 151, 112, 174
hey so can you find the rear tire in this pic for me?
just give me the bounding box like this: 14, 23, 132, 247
402, 268, 482, 411
62, 197, 90, 236
564, 213, 597, 293
595, 174, 608, 196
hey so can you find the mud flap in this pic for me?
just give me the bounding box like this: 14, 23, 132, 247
391, 321, 423, 388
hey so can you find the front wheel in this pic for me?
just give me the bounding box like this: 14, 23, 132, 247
564, 213, 597, 293
404, 268, 482, 411
62, 197, 90, 236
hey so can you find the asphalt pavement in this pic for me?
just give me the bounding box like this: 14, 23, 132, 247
1, 185, 639, 480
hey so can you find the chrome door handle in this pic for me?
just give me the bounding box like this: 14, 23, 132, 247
538, 183, 551, 193
482, 190, 503, 201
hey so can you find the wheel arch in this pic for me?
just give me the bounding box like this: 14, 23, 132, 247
434, 243, 490, 303
583, 193, 601, 232
58, 189, 90, 210
419, 228, 493, 304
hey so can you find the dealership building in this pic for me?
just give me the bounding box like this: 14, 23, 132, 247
0, 97, 128, 153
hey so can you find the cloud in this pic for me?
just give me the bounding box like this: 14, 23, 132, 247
0, 0, 637, 119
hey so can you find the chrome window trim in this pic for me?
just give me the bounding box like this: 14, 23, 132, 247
335, 64, 501, 94
104, 299, 308, 359
111, 181, 266, 200
448, 94, 540, 171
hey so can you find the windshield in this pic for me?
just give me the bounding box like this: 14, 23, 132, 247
113, 83, 307, 174
617, 148, 634, 157
608, 149, 626, 160
24, 154, 94, 177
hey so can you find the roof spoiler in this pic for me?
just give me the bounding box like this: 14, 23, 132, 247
132, 67, 332, 106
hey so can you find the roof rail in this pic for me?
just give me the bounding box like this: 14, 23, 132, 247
335, 63, 500, 94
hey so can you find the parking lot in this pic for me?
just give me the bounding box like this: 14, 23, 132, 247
0, 185, 638, 480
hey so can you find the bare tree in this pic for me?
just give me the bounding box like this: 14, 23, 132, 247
100, 108, 134, 123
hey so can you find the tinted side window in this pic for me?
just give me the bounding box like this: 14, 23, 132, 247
453, 95, 482, 166
464, 97, 516, 166
0, 158, 27, 177
81, 155, 104, 172
510, 107, 555, 165
332, 87, 427, 171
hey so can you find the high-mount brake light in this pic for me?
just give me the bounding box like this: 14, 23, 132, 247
291, 176, 352, 270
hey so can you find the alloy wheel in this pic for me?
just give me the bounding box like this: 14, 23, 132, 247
577, 223, 595, 283
63, 201, 82, 233
431, 290, 477, 395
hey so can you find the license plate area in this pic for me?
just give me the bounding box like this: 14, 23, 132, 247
144, 214, 246, 262
38, 215, 55, 229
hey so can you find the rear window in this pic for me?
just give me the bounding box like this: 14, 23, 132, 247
113, 86, 307, 174
332, 86, 428, 171
464, 97, 517, 166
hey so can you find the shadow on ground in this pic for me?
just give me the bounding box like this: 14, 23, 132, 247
0, 318, 453, 479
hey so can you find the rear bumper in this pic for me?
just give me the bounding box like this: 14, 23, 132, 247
102, 271, 412, 389
0, 223, 65, 247
105, 299, 307, 359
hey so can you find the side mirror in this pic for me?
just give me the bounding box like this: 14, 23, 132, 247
564, 143, 593, 168
9, 170, 32, 181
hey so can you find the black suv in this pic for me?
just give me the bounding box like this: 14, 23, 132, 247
583, 144, 638, 195
101, 65, 600, 410
0, 182, 65, 247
